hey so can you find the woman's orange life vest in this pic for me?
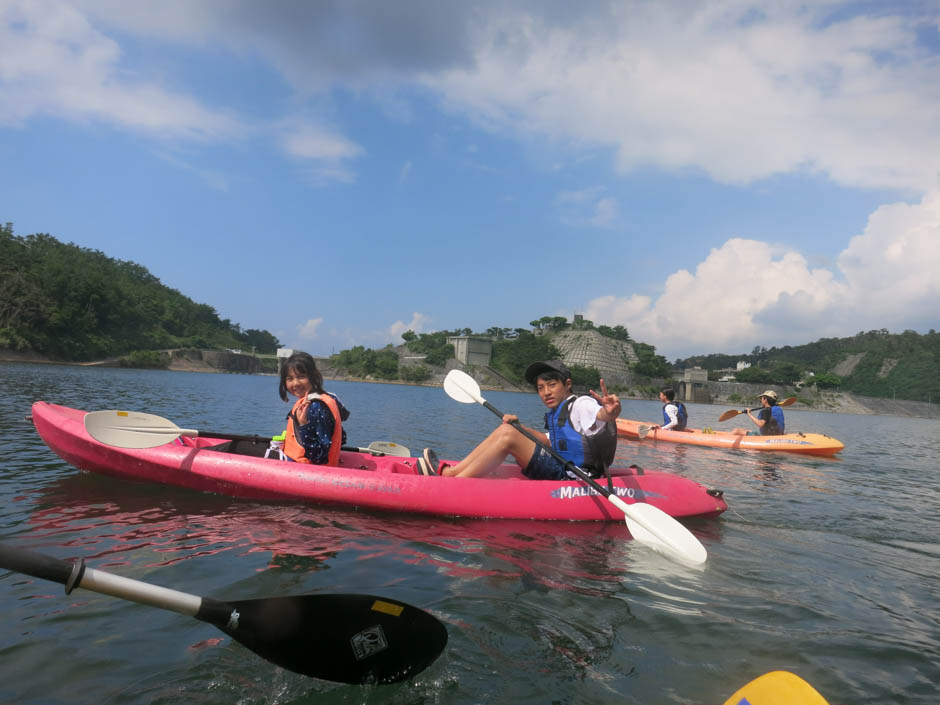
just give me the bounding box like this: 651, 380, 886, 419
283, 393, 343, 465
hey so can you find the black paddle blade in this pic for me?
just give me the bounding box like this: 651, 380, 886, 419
201, 594, 447, 684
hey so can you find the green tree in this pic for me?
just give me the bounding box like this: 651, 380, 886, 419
400, 365, 431, 382
597, 324, 630, 341
810, 372, 841, 389
569, 364, 601, 389
632, 342, 671, 378
491, 331, 560, 382
241, 328, 280, 354
735, 366, 774, 384
373, 348, 400, 379
770, 362, 802, 384
0, 223, 280, 360
404, 331, 454, 366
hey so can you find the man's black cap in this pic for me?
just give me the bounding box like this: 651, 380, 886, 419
524, 359, 572, 384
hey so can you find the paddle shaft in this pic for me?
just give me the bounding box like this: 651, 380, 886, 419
0, 544, 234, 625
119, 429, 401, 457
719, 397, 797, 422
192, 434, 406, 457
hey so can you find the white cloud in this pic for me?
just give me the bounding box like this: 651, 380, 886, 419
6, 2, 939, 193
275, 118, 364, 184
0, 1, 241, 139
557, 186, 619, 228
386, 312, 431, 344
428, 3, 940, 192
278, 122, 363, 162
0, 2, 365, 185
398, 160, 413, 184
585, 189, 940, 359
835, 189, 940, 323
558, 187, 604, 204
590, 197, 618, 227
297, 317, 324, 339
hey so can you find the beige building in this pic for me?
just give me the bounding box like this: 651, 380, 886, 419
679, 367, 709, 402
447, 336, 493, 366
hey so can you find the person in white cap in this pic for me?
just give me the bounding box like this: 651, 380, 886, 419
732, 390, 785, 436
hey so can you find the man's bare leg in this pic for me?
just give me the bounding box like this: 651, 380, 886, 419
440, 423, 538, 478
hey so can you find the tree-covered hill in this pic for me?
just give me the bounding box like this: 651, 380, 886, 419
328, 316, 658, 388
0, 223, 279, 361
674, 329, 940, 403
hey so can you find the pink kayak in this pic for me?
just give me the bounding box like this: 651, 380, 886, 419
32, 402, 727, 522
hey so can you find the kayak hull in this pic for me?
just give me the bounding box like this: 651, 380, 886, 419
616, 418, 844, 455
32, 402, 727, 522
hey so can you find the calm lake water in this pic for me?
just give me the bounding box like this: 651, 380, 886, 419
1, 363, 938, 705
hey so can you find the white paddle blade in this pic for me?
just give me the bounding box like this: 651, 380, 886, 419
608, 496, 707, 565
365, 441, 411, 457
637, 425, 652, 439
443, 369, 484, 404
84, 410, 191, 449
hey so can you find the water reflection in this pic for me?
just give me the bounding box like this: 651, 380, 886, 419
24, 471, 686, 598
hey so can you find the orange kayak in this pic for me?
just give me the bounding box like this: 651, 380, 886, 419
616, 418, 844, 455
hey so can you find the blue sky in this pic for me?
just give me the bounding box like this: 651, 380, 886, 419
2, 1, 938, 361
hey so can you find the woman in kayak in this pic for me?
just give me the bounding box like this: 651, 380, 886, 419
731, 390, 785, 436
417, 359, 620, 478
279, 351, 350, 465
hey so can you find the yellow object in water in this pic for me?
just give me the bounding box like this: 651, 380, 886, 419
722, 671, 830, 705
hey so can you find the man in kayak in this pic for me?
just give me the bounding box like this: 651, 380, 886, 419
649, 387, 688, 431
417, 359, 621, 478
732, 390, 785, 436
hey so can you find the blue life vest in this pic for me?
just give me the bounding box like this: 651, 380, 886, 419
770, 405, 785, 434
662, 402, 688, 430
759, 405, 786, 435
544, 395, 617, 474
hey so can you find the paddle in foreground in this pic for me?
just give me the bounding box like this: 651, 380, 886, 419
722, 670, 830, 705
442, 369, 707, 565
0, 544, 446, 684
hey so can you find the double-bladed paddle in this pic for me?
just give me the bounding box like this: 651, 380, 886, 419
721, 670, 830, 705
0, 544, 446, 684
442, 370, 707, 565
718, 397, 797, 423
84, 410, 410, 457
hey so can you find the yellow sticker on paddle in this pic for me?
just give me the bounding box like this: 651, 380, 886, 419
370, 600, 404, 617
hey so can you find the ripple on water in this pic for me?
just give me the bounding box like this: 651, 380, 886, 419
3, 364, 940, 705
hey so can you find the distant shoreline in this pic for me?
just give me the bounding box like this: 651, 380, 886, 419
3, 352, 936, 420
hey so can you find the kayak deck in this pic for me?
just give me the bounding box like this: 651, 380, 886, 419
32, 402, 728, 522
616, 418, 844, 455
